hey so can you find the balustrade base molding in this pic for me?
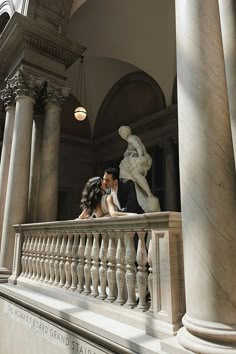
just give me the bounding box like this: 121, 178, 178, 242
0, 282, 165, 354
10, 275, 178, 341
0, 267, 11, 283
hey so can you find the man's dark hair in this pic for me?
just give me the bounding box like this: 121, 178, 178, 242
104, 167, 119, 180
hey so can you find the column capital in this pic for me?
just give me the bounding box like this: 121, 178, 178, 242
46, 82, 71, 108
0, 83, 15, 109
8, 67, 41, 100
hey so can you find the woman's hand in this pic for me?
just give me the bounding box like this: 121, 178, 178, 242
78, 209, 90, 219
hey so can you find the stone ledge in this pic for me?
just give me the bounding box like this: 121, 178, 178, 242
0, 283, 167, 354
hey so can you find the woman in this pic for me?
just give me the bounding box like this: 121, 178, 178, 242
78, 176, 137, 219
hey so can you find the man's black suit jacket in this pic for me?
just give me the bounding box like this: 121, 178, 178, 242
117, 178, 144, 214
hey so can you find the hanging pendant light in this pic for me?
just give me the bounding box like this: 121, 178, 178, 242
74, 56, 87, 121
74, 106, 87, 121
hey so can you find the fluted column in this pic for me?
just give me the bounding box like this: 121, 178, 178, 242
176, 1, 236, 353
0, 69, 35, 272
0, 85, 15, 249
37, 85, 68, 222
28, 115, 43, 222
218, 0, 236, 168
163, 139, 178, 211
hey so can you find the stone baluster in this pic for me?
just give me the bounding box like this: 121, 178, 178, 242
64, 233, 73, 289
27, 234, 35, 279
116, 231, 126, 305
84, 233, 92, 295
99, 232, 108, 300
39, 235, 47, 282
0, 68, 36, 274
58, 234, 67, 288
31, 234, 38, 280
20, 233, 28, 276
48, 234, 56, 285
136, 231, 148, 311
37, 84, 70, 222
44, 235, 51, 283
35, 234, 43, 281
107, 231, 117, 302
24, 233, 31, 278
0, 84, 15, 247
91, 232, 100, 297
53, 234, 62, 286
125, 231, 137, 308
77, 233, 85, 293
71, 233, 79, 291
147, 231, 153, 312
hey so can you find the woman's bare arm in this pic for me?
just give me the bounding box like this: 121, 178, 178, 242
77, 209, 90, 219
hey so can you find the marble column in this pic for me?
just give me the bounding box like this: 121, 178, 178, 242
28, 114, 43, 223
0, 86, 15, 250
175, 1, 236, 353
37, 87, 64, 222
163, 139, 178, 211
0, 70, 35, 273
218, 0, 236, 168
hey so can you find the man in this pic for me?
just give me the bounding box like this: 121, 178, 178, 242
103, 167, 144, 214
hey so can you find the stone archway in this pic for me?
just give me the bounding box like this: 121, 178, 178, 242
93, 71, 166, 139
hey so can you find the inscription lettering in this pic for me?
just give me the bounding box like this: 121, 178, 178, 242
5, 303, 105, 354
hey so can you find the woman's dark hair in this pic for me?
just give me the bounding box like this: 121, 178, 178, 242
80, 176, 103, 215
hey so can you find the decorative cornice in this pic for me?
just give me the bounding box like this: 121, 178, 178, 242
0, 12, 85, 81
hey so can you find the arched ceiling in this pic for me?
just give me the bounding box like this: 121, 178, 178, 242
66, 0, 176, 137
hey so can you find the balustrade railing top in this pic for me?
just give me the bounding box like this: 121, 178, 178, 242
15, 211, 181, 232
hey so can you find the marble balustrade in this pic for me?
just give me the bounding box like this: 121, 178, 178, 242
9, 212, 184, 338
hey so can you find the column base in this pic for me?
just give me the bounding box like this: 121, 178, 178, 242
0, 267, 11, 283
178, 327, 236, 354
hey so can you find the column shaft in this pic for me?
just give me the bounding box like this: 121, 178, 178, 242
28, 115, 43, 223
0, 105, 15, 249
37, 100, 61, 221
176, 0, 236, 352
218, 0, 236, 168
0, 95, 34, 270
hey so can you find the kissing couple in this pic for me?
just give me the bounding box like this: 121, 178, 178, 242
78, 167, 144, 219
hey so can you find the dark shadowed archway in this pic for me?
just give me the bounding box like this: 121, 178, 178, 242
0, 12, 10, 35
94, 71, 166, 138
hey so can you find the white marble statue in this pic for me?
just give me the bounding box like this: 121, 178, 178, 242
118, 126, 160, 212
